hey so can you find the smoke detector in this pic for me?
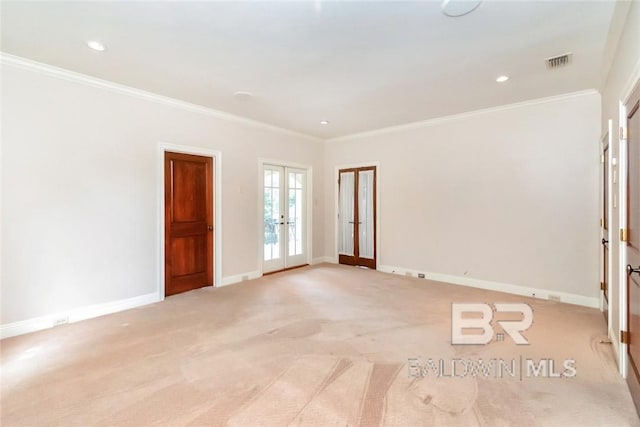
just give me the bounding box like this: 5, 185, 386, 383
546, 53, 572, 69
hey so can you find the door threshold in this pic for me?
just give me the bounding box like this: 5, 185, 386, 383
263, 264, 309, 276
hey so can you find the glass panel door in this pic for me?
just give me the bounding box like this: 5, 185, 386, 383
338, 166, 376, 269
286, 168, 306, 268
338, 171, 355, 256
263, 165, 307, 273
264, 165, 285, 272
358, 169, 374, 260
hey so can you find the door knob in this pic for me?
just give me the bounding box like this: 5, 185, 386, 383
602, 238, 609, 245
627, 264, 640, 276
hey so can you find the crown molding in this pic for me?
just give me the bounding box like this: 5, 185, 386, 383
326, 89, 600, 144
0, 52, 323, 143
1, 52, 602, 145
621, 58, 640, 104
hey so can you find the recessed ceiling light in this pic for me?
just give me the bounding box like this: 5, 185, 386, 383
496, 75, 510, 83
87, 40, 106, 51
441, 0, 482, 17
320, 120, 329, 125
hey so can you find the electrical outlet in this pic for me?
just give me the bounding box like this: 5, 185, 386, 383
548, 295, 561, 302
405, 272, 412, 277
242, 275, 249, 281
418, 273, 426, 279
52, 316, 68, 327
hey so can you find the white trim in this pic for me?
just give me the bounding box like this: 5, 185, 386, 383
333, 162, 381, 266
258, 159, 313, 275
0, 53, 322, 144
601, 120, 613, 327
1, 54, 604, 146
220, 270, 262, 287
158, 143, 223, 301
618, 95, 631, 377
378, 265, 600, 308
326, 90, 599, 144
621, 58, 640, 104
610, 326, 621, 363
1, 293, 158, 339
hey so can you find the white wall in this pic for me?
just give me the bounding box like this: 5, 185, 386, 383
600, 0, 640, 367
1, 59, 324, 326
324, 92, 601, 303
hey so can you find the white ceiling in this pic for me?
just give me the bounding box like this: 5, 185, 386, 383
1, 1, 618, 139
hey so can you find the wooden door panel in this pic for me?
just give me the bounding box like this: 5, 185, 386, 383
630, 274, 640, 376
171, 236, 207, 276
603, 139, 610, 307
604, 243, 608, 301
169, 272, 209, 296
165, 152, 213, 296
604, 145, 609, 231
626, 84, 640, 414
172, 161, 207, 222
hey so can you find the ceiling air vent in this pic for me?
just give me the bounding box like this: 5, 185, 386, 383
546, 53, 572, 69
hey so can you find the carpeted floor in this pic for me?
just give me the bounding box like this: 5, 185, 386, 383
1, 264, 638, 426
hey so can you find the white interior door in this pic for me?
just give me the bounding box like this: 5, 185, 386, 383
263, 165, 307, 273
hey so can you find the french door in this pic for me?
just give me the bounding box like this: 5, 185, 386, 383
338, 166, 376, 269
263, 165, 307, 273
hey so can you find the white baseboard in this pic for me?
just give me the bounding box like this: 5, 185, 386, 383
312, 256, 336, 265
1, 292, 159, 340
378, 264, 599, 308
220, 270, 261, 287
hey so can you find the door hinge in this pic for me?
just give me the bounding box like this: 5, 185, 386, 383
622, 330, 630, 344
621, 228, 628, 242
601, 155, 605, 164
600, 218, 603, 228
620, 127, 628, 140
600, 282, 606, 291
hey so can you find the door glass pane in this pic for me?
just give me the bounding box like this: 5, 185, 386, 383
288, 172, 304, 256
339, 172, 355, 256
358, 170, 374, 259
264, 169, 281, 261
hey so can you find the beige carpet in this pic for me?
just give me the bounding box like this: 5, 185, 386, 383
1, 264, 638, 426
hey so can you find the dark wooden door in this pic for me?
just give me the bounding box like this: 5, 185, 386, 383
164, 152, 214, 296
603, 142, 609, 303
338, 166, 376, 269
626, 84, 640, 413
